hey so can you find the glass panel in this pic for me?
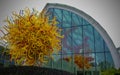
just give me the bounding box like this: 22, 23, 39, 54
72, 13, 82, 26
63, 10, 71, 23
54, 9, 62, 28
52, 54, 62, 70
54, 8, 62, 22
62, 54, 74, 73
62, 10, 71, 27
105, 52, 114, 69
72, 27, 83, 53
96, 53, 106, 71
62, 23, 71, 28
62, 28, 72, 54
94, 29, 104, 52
83, 26, 95, 53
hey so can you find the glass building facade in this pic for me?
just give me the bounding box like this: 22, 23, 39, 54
43, 4, 115, 75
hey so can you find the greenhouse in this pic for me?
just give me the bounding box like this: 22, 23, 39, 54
0, 3, 120, 75
43, 3, 120, 75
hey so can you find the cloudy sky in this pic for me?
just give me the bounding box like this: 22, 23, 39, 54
0, 0, 120, 48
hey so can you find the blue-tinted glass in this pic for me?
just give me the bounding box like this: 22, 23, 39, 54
62, 10, 71, 27
72, 13, 82, 26
105, 52, 114, 68
52, 54, 62, 69
53, 9, 62, 28
72, 27, 83, 53
83, 18, 90, 25
62, 23, 71, 27
83, 26, 94, 52
62, 28, 72, 54
94, 29, 104, 52
96, 53, 106, 70
63, 10, 71, 23
54, 9, 62, 22
62, 54, 73, 73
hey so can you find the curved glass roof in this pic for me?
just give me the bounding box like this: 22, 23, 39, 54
44, 8, 114, 73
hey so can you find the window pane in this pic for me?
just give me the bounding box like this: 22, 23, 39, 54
94, 29, 104, 52
96, 53, 106, 71
105, 52, 114, 69
72, 13, 82, 26
62, 28, 72, 54
52, 54, 62, 69
72, 27, 83, 53
83, 26, 95, 53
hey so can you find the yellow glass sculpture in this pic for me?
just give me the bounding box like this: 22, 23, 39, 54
63, 55, 91, 69
74, 55, 91, 69
1, 8, 63, 66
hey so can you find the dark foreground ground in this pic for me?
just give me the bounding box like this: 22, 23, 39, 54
0, 66, 74, 75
